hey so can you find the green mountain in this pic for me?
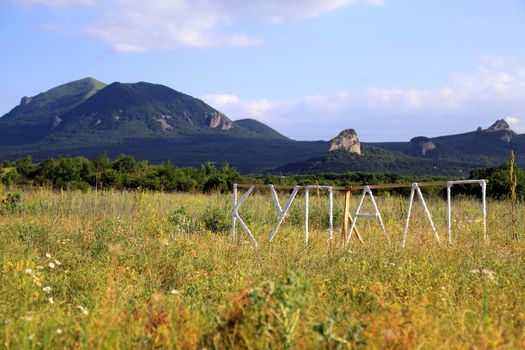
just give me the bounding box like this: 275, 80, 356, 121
51, 81, 237, 142
0, 77, 106, 145
235, 118, 289, 140
274, 122, 525, 176
370, 119, 523, 166
274, 147, 481, 177
0, 79, 325, 173
2, 78, 524, 175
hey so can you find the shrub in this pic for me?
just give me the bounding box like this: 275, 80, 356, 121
209, 271, 311, 349
201, 206, 230, 234
1, 192, 22, 213
169, 207, 201, 235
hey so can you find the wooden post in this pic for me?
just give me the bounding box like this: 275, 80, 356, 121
341, 191, 364, 244
342, 191, 351, 242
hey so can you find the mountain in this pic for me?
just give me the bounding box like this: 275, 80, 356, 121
0, 78, 325, 173
370, 119, 521, 165
235, 119, 289, 140
275, 121, 525, 176
2, 78, 524, 175
50, 81, 238, 143
274, 142, 482, 177
0, 77, 106, 145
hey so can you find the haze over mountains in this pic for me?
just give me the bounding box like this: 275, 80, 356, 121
1, 78, 523, 175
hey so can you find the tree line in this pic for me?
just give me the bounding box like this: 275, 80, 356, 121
0, 154, 239, 193
0, 154, 523, 198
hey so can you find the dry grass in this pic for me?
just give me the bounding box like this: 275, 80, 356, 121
0, 188, 524, 349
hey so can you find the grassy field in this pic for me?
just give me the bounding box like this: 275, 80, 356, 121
0, 187, 524, 349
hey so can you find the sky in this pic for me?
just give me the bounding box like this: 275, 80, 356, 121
1, 0, 525, 141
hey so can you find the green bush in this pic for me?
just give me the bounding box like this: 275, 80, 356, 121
169, 207, 201, 235
210, 271, 311, 349
1, 192, 22, 213
201, 206, 230, 234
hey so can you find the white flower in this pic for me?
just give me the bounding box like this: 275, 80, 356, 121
470, 268, 496, 281
169, 289, 182, 295
45, 253, 51, 258
48, 297, 54, 304
56, 328, 63, 335
24, 268, 33, 274
48, 262, 55, 269
42, 286, 52, 293
77, 305, 89, 316
54, 259, 61, 266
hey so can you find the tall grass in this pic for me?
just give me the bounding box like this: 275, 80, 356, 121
0, 188, 524, 349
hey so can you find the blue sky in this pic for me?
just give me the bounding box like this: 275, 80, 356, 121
2, 0, 525, 141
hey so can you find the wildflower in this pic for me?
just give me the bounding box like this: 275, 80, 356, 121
33, 277, 42, 287
169, 289, 182, 295
42, 286, 52, 293
48, 262, 56, 269
45, 253, 51, 258
48, 297, 54, 304
470, 268, 496, 281
54, 259, 61, 266
56, 328, 63, 335
24, 268, 33, 274
77, 305, 89, 316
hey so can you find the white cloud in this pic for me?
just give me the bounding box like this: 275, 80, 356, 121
17, 0, 381, 51
203, 65, 525, 141
203, 95, 276, 119
202, 94, 241, 106
505, 116, 520, 125
480, 55, 515, 69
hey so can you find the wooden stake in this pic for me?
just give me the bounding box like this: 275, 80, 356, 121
342, 191, 350, 242
341, 191, 364, 244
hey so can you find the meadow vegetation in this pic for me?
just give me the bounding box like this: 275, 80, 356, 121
0, 186, 524, 349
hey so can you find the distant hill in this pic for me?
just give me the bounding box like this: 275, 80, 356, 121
1, 78, 524, 175
235, 119, 289, 140
0, 78, 106, 145
273, 147, 481, 177
50, 81, 238, 143
369, 119, 523, 166
0, 78, 324, 173
274, 122, 524, 176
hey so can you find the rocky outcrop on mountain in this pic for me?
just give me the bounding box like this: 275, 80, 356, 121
155, 116, 173, 131
328, 129, 361, 155
485, 119, 514, 142
409, 136, 436, 156
51, 116, 62, 129
486, 119, 510, 132
207, 112, 234, 130
20, 96, 32, 106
